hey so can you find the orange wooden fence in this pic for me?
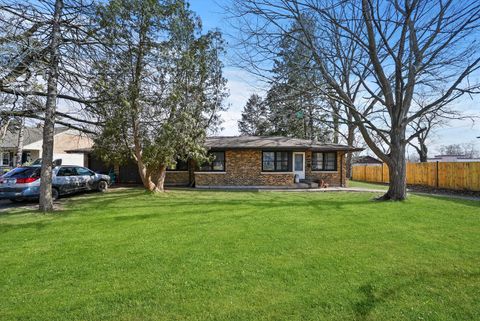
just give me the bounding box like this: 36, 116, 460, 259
352, 162, 480, 191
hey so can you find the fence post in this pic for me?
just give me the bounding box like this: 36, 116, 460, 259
436, 161, 439, 188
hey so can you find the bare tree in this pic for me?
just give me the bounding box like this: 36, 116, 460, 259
438, 143, 480, 158
0, 0, 102, 211
14, 116, 23, 165
407, 94, 476, 162
230, 0, 480, 200
37, 0, 63, 212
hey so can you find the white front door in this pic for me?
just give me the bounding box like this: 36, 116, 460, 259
293, 152, 305, 180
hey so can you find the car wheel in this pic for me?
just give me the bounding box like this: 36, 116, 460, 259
97, 180, 108, 192
52, 188, 59, 201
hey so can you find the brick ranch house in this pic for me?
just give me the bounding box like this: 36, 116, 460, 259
70, 136, 362, 188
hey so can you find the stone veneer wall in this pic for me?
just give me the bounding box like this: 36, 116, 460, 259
305, 150, 345, 187
195, 149, 295, 187
165, 171, 190, 186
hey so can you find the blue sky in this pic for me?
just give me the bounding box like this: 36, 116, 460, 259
189, 0, 480, 155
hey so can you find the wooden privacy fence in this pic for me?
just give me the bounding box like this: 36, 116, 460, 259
352, 162, 480, 191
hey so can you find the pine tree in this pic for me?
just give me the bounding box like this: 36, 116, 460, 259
91, 0, 227, 193
238, 94, 270, 136
264, 15, 331, 142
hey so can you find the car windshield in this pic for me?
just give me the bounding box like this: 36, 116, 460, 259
3, 167, 41, 179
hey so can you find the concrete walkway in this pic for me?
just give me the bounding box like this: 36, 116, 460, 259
260, 187, 386, 193
261, 186, 480, 201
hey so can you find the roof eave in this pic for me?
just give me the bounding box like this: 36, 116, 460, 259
207, 146, 364, 152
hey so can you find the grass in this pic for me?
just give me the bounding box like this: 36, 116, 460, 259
1, 188, 479, 321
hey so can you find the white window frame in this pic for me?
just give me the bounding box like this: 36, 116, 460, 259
1, 151, 10, 166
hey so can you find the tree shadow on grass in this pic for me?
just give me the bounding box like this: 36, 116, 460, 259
0, 220, 50, 233
412, 193, 480, 209
353, 283, 399, 321
352, 269, 480, 320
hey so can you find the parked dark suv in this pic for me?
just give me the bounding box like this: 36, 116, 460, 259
0, 165, 111, 202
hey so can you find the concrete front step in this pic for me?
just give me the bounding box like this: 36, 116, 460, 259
299, 180, 319, 188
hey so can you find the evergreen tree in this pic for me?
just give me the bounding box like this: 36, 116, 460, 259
238, 94, 269, 135
264, 15, 331, 142
91, 0, 227, 192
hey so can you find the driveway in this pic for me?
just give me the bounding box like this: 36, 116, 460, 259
0, 189, 117, 213
0, 199, 66, 213
0, 199, 40, 212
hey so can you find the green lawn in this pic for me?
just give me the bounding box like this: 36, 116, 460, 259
347, 180, 389, 191
1, 189, 479, 321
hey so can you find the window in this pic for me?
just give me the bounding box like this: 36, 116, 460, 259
3, 167, 40, 179
167, 159, 188, 171
21, 151, 31, 164
262, 151, 292, 172
312, 152, 337, 171
200, 151, 225, 172
57, 167, 77, 176
76, 167, 94, 176
1, 152, 10, 166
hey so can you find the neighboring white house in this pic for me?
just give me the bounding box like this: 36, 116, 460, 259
427, 154, 480, 162
0, 127, 93, 170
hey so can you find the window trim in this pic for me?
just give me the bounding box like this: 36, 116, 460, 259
1, 151, 10, 166
311, 152, 337, 172
262, 150, 292, 172
199, 151, 226, 172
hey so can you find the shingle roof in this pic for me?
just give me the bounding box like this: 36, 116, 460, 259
66, 136, 363, 153
0, 127, 69, 149
205, 136, 363, 152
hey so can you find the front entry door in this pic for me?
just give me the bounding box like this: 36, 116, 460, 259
293, 152, 305, 180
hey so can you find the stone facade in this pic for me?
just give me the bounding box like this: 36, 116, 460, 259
194, 149, 346, 188
305, 150, 345, 187
165, 171, 190, 186
195, 150, 295, 187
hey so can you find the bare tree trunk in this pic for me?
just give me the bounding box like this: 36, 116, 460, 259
410, 138, 429, 162
331, 100, 339, 144
384, 158, 407, 201
345, 123, 355, 178
39, 0, 63, 213
308, 104, 314, 140
419, 142, 428, 163
379, 133, 407, 201
15, 117, 24, 166
0, 119, 12, 142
